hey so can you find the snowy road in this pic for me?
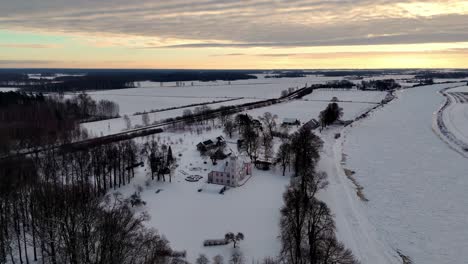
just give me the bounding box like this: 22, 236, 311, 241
318, 129, 401, 264
341, 83, 468, 264
435, 86, 468, 157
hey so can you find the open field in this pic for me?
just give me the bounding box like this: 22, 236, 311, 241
303, 89, 386, 103
342, 83, 468, 264
79, 73, 404, 117
243, 100, 376, 124
81, 98, 261, 137
104, 88, 390, 262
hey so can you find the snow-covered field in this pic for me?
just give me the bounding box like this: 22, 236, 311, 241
75, 75, 468, 263
75, 74, 345, 115
75, 91, 241, 115
101, 85, 387, 262
0, 87, 18, 92
342, 83, 468, 264
244, 100, 375, 124
79, 73, 411, 116
442, 86, 468, 146
303, 89, 386, 103
81, 76, 392, 138
81, 98, 260, 137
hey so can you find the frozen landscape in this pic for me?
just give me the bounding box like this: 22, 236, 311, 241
2, 1, 468, 263
77, 75, 390, 262
61, 74, 468, 263
2, 71, 468, 264
342, 82, 468, 264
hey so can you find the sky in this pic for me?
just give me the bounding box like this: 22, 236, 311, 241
0, 0, 468, 69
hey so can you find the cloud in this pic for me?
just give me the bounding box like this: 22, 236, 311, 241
1, 0, 468, 48
0, 43, 61, 49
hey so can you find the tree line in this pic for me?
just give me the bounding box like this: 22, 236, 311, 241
0, 133, 179, 263
0, 71, 258, 92
0, 157, 175, 264
0, 91, 119, 155
276, 127, 359, 264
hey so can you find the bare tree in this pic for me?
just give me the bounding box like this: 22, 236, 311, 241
123, 115, 132, 130
142, 112, 150, 126
213, 255, 224, 264
225, 232, 244, 248
196, 254, 210, 264
259, 112, 278, 136
230, 251, 245, 264
276, 140, 291, 176
223, 118, 236, 138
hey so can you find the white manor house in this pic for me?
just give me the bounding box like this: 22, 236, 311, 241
207, 155, 252, 187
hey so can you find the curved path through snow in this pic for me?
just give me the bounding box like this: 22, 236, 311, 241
434, 86, 468, 158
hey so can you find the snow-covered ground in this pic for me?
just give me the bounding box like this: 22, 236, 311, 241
72, 75, 468, 263
104, 87, 386, 263
75, 91, 241, 115
318, 128, 401, 264
114, 129, 290, 263
81, 98, 260, 137
80, 75, 392, 138
79, 74, 408, 116
342, 83, 468, 264
0, 87, 18, 92
244, 100, 375, 124
303, 89, 386, 103
441, 86, 468, 148
74, 74, 344, 115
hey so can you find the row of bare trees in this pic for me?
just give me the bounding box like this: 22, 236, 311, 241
0, 155, 178, 264
0, 133, 181, 264
277, 127, 359, 264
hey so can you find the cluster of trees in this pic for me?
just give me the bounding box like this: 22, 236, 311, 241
1, 70, 258, 92
182, 105, 214, 124
319, 103, 343, 128
0, 92, 84, 154
195, 252, 245, 264
275, 127, 359, 264
0, 73, 33, 86
415, 71, 468, 79
72, 92, 120, 120
266, 72, 306, 78
0, 91, 120, 155
280, 87, 299, 98
416, 78, 434, 86
0, 132, 181, 263
321, 80, 355, 89
1, 92, 179, 262
224, 232, 244, 248
0, 159, 176, 264
21, 77, 136, 92
229, 112, 278, 163
359, 79, 401, 91
144, 137, 175, 182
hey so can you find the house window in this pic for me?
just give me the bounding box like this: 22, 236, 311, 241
227, 179, 230, 184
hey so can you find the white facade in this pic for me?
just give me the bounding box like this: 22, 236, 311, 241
207, 156, 252, 187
